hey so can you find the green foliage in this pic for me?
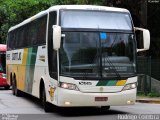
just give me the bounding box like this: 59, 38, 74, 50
0, 0, 54, 43
137, 92, 146, 96
53, 0, 104, 5
147, 92, 160, 97
137, 91, 160, 97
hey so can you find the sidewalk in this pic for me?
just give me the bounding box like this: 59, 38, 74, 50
136, 96, 160, 104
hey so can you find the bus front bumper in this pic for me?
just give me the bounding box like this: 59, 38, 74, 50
57, 88, 136, 107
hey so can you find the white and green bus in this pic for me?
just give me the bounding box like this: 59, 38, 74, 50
6, 5, 150, 112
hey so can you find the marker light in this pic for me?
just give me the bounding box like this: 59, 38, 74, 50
65, 101, 71, 105
127, 100, 134, 104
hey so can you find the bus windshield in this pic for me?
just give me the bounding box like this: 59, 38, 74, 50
0, 52, 6, 73
59, 32, 136, 80
60, 10, 132, 30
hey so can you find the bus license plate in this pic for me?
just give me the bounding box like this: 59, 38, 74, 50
95, 97, 108, 101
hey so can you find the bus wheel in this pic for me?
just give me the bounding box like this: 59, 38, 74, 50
41, 86, 52, 112
101, 106, 110, 111
12, 77, 21, 96
12, 79, 16, 95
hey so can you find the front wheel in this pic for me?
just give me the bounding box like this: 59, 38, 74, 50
41, 86, 52, 112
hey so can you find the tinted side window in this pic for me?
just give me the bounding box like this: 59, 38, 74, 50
37, 16, 47, 45
48, 11, 57, 80
18, 27, 25, 48
7, 14, 47, 50
7, 32, 11, 50
12, 31, 16, 49
28, 21, 37, 46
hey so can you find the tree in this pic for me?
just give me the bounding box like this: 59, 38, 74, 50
0, 0, 54, 43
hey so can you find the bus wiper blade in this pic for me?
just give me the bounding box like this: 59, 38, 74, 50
103, 56, 121, 80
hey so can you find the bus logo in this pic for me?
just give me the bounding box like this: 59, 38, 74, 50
100, 87, 104, 92
79, 82, 92, 85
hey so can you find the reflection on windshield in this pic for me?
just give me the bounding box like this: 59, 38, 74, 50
61, 10, 132, 30
59, 32, 136, 79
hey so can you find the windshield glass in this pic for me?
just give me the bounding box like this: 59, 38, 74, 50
61, 10, 132, 30
59, 32, 136, 79
0, 52, 6, 73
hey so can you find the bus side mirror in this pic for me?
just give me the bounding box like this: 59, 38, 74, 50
134, 27, 150, 52
52, 25, 61, 50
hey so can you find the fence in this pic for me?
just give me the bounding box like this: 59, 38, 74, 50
137, 56, 151, 94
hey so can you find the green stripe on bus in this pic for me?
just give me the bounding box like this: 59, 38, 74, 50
96, 81, 109, 86
106, 80, 117, 86
27, 47, 38, 65
25, 47, 38, 93
96, 80, 117, 86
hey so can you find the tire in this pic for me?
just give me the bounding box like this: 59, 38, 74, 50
4, 86, 10, 90
101, 106, 110, 111
12, 78, 16, 95
12, 76, 21, 96
41, 86, 52, 112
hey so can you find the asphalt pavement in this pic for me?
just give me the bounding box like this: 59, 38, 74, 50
0, 89, 160, 120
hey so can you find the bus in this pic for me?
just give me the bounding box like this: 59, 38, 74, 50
6, 5, 150, 112
0, 44, 9, 89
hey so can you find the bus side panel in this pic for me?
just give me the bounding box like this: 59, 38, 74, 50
24, 47, 38, 94
6, 65, 18, 85
7, 47, 38, 95
32, 45, 47, 98
18, 48, 28, 91
6, 50, 24, 88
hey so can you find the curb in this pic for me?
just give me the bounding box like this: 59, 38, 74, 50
136, 99, 160, 104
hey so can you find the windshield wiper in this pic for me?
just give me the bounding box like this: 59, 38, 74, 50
100, 32, 121, 80
103, 55, 122, 80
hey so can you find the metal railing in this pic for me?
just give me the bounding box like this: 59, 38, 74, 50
137, 56, 151, 94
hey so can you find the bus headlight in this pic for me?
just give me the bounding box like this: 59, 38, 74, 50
59, 82, 79, 91
123, 82, 137, 91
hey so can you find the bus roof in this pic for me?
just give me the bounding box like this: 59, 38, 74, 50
8, 5, 130, 32
48, 5, 129, 12
0, 44, 6, 52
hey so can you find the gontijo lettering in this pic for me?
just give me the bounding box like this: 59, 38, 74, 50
12, 52, 21, 60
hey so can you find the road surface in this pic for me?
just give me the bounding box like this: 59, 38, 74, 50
0, 89, 160, 120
